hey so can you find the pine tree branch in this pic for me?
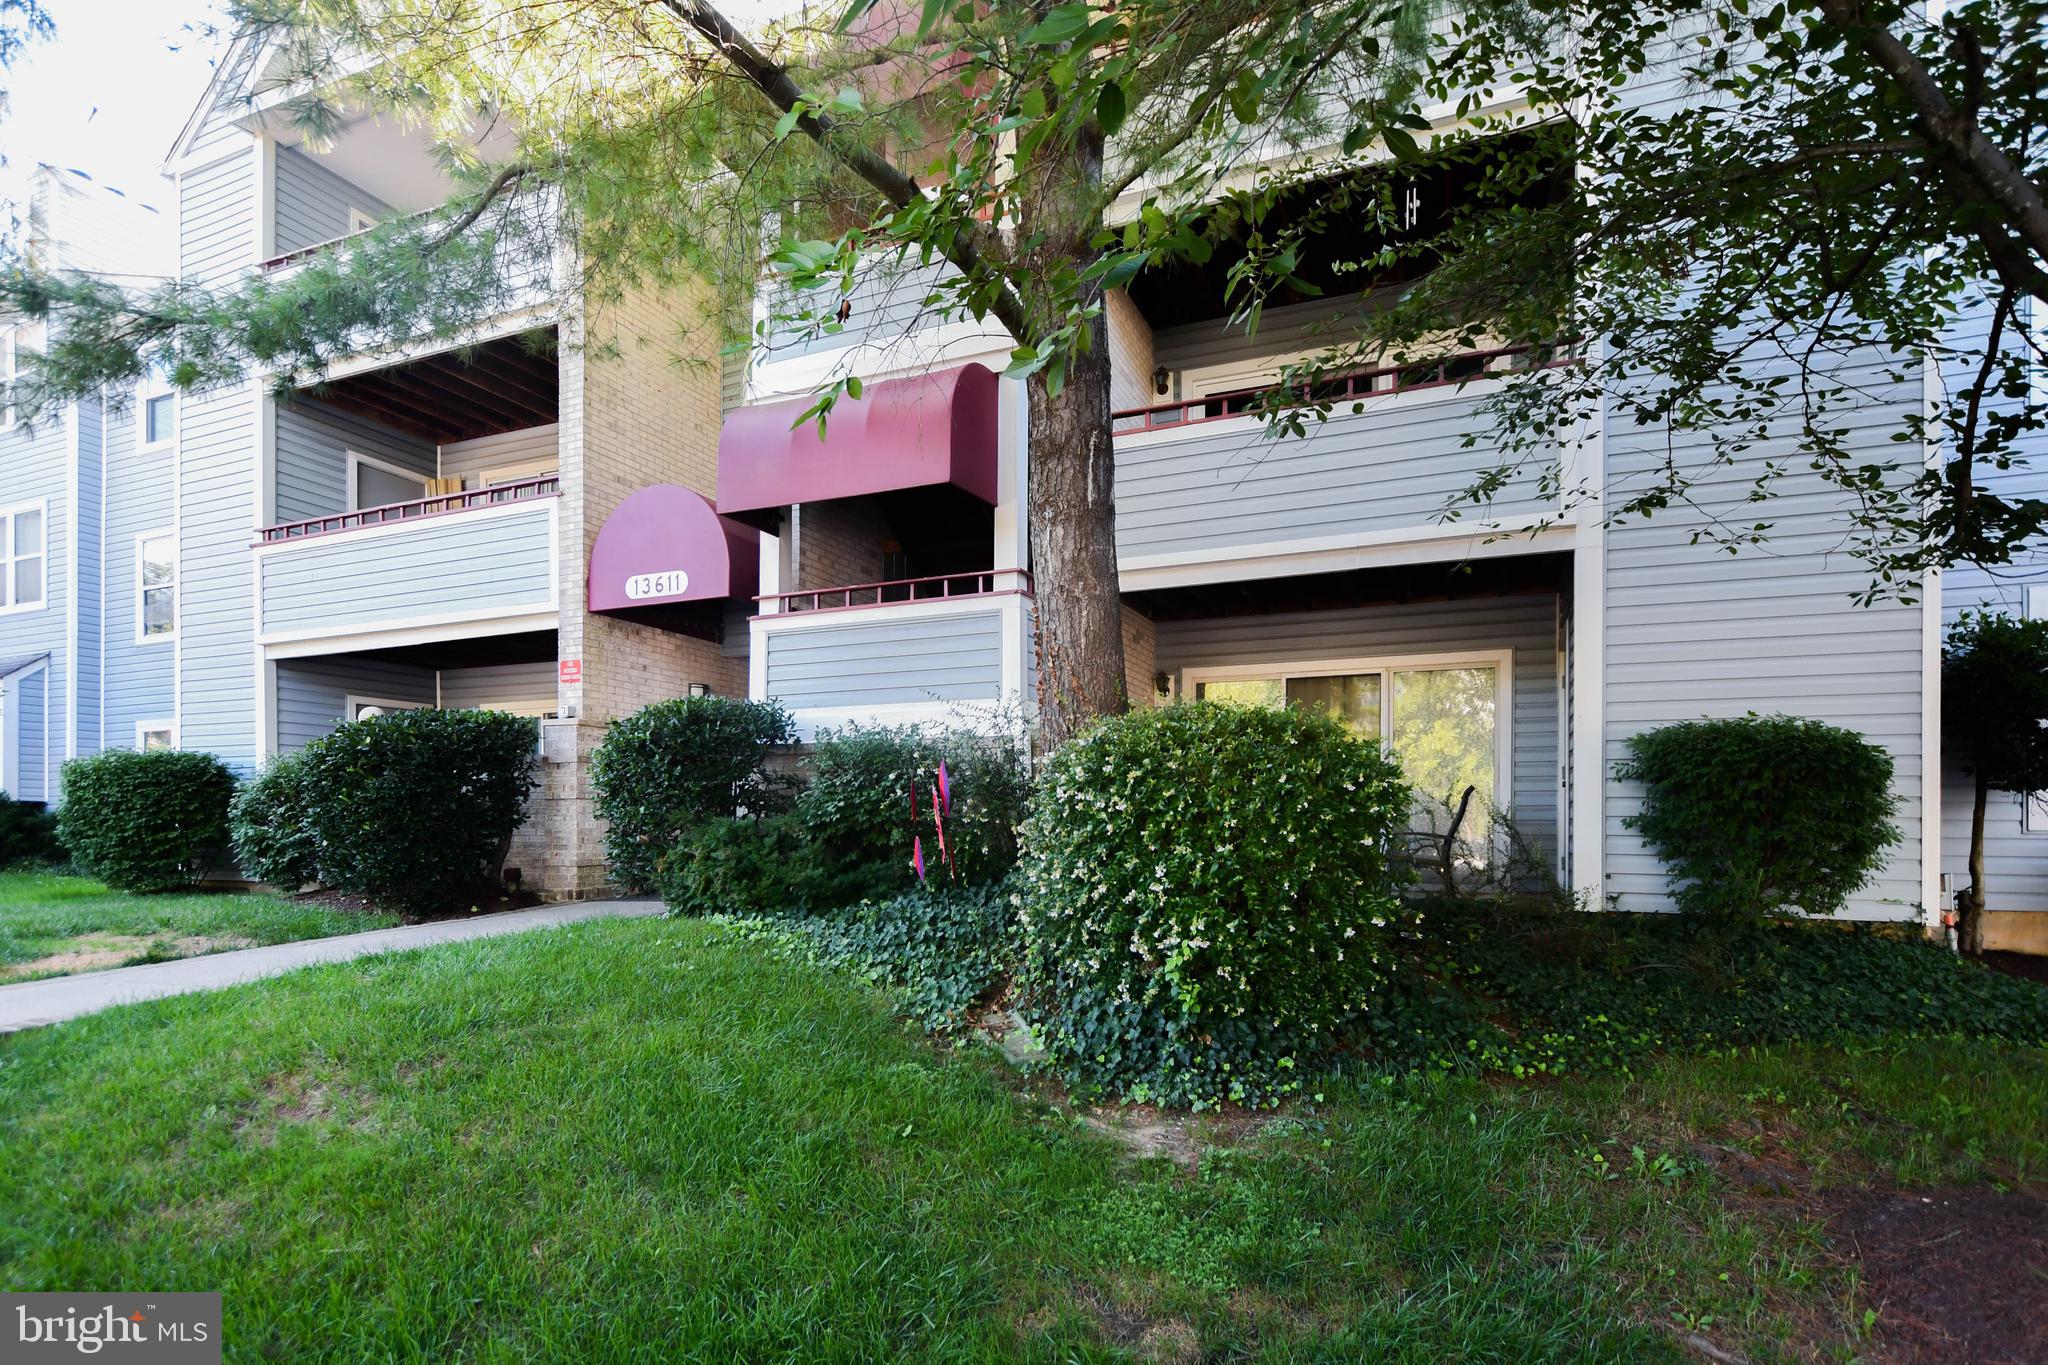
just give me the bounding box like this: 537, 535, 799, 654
656, 0, 1033, 345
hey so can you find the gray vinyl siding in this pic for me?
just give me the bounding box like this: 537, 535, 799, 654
178, 149, 254, 286
1149, 293, 1373, 393
437, 425, 558, 487
762, 255, 965, 361
273, 146, 393, 257
274, 656, 435, 753
1114, 389, 1552, 561
762, 609, 1005, 710
15, 665, 48, 800
1600, 349, 1927, 919
274, 401, 436, 524
180, 37, 260, 163
70, 398, 103, 755
259, 499, 556, 637
1152, 594, 1562, 864
0, 412, 74, 796
440, 661, 556, 711
177, 382, 260, 771
99, 401, 176, 750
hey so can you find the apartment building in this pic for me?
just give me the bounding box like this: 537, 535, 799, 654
0, 166, 177, 805
4, 25, 2044, 949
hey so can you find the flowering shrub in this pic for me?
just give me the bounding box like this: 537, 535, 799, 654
1018, 702, 1414, 1108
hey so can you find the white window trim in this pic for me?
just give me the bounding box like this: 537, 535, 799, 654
137, 371, 177, 452
135, 527, 178, 645
135, 718, 178, 751
0, 497, 50, 616
345, 695, 430, 722
348, 206, 379, 234
1181, 647, 1516, 809
346, 451, 431, 511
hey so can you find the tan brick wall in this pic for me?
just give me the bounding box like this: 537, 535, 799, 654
1121, 604, 1157, 708
1105, 288, 1156, 414
537, 279, 746, 898
793, 497, 892, 591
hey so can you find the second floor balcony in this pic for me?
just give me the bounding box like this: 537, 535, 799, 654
254, 477, 560, 651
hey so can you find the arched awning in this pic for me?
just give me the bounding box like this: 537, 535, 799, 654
716, 362, 1000, 531
589, 484, 759, 634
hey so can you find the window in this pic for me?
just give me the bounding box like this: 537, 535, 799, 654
136, 720, 176, 752
1188, 651, 1510, 852
347, 696, 428, 721
347, 452, 429, 510
136, 530, 176, 641
348, 206, 379, 234
0, 501, 46, 612
138, 369, 176, 449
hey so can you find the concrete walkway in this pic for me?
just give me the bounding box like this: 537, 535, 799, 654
0, 900, 664, 1034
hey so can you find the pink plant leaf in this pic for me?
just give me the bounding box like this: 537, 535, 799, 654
937, 761, 952, 816
912, 835, 926, 883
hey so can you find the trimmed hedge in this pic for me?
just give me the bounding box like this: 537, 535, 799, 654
654, 813, 812, 918
298, 708, 538, 916
0, 792, 63, 869
1019, 702, 1415, 1108
589, 697, 796, 892
56, 749, 235, 893
229, 751, 320, 890
1616, 714, 1900, 921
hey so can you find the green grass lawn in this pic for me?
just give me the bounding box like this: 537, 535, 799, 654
0, 871, 399, 983
2, 915, 2041, 1361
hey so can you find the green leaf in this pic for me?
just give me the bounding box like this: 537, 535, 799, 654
845, 376, 863, 400
1381, 126, 1420, 160
772, 107, 803, 142
1095, 82, 1127, 135
1020, 86, 1047, 120
1022, 5, 1091, 46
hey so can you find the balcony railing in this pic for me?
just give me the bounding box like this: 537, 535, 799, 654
1111, 342, 1573, 435
256, 475, 559, 545
761, 567, 1032, 616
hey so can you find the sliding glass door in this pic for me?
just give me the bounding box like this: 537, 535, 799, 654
1191, 654, 1507, 856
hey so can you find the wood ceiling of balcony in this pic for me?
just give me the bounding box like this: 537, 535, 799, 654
300, 330, 559, 442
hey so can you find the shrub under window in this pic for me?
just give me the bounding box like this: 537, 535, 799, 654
1018, 702, 1414, 1108
589, 696, 796, 891
1616, 714, 1900, 921
0, 791, 63, 869
57, 749, 235, 893
229, 751, 319, 890
298, 708, 538, 916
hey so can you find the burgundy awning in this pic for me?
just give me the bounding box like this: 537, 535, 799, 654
716, 362, 999, 531
589, 485, 759, 624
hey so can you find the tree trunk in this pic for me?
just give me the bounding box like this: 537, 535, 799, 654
1028, 324, 1128, 745
1960, 768, 1990, 955
1013, 105, 1127, 745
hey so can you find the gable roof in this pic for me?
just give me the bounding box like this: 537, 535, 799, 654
163, 29, 267, 169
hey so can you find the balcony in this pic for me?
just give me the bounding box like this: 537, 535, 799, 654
253, 478, 560, 653
751, 570, 1034, 737
1110, 343, 1574, 582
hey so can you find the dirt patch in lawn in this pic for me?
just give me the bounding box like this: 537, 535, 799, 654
1691, 1112, 2048, 1363
0, 933, 254, 981
1823, 1184, 2048, 1364
234, 1069, 382, 1145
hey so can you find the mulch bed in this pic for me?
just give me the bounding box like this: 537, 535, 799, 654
292, 887, 542, 925
1981, 950, 2048, 988
1824, 1184, 2048, 1364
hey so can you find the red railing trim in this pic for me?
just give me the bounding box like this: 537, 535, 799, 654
757, 567, 1033, 616
254, 475, 559, 546
1109, 342, 1573, 433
